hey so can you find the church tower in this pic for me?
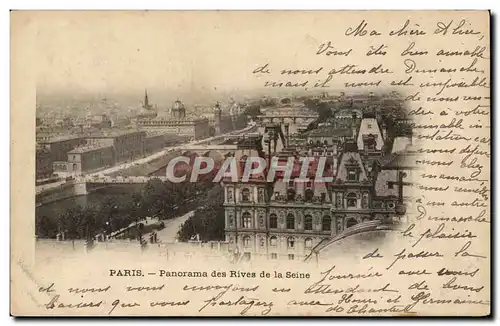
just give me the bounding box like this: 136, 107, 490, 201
136, 89, 157, 120
143, 89, 151, 109
214, 102, 222, 135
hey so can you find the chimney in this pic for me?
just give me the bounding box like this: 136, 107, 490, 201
284, 123, 290, 148
351, 122, 358, 140
381, 121, 387, 141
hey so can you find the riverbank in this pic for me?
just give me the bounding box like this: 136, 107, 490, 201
36, 181, 223, 240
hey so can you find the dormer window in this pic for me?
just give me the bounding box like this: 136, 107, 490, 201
363, 134, 378, 151
348, 169, 358, 182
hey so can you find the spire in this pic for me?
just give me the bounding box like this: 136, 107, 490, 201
144, 89, 149, 108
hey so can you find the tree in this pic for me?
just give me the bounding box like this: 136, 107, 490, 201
141, 178, 170, 217
57, 205, 102, 240
304, 98, 332, 123
177, 185, 225, 241
243, 104, 262, 120
35, 215, 57, 238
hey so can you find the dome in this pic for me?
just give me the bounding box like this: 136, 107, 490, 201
171, 100, 187, 119
229, 102, 240, 115
172, 100, 185, 111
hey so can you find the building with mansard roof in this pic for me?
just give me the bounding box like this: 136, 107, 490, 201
134, 91, 210, 140
257, 101, 319, 135
222, 104, 415, 262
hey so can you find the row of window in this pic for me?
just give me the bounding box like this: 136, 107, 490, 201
241, 212, 332, 231
238, 188, 327, 203
270, 253, 295, 260
282, 188, 326, 202
239, 188, 368, 208
242, 235, 313, 250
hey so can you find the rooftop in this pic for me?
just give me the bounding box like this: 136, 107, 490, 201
85, 129, 146, 138
305, 127, 353, 138
38, 134, 82, 143
145, 131, 167, 137
68, 144, 113, 154
377, 152, 416, 169
140, 115, 208, 123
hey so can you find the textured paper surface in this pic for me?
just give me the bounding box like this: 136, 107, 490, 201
11, 11, 490, 316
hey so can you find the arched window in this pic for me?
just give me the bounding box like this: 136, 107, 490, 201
270, 236, 278, 246
269, 214, 278, 229
304, 238, 313, 249
304, 215, 313, 230
72, 163, 78, 171
243, 235, 251, 248
287, 237, 295, 249
322, 215, 332, 231
346, 218, 358, 228
242, 212, 252, 228
347, 193, 357, 208
241, 188, 251, 202
305, 189, 314, 202
286, 214, 295, 230
287, 188, 296, 201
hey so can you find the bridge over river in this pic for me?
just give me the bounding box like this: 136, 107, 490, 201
36, 125, 258, 206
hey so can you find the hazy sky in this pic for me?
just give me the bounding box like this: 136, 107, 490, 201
35, 11, 327, 104
33, 11, 471, 105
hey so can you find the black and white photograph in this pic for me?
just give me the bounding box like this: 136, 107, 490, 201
11, 10, 490, 317
35, 89, 416, 263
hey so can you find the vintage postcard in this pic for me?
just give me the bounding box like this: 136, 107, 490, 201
11, 10, 490, 316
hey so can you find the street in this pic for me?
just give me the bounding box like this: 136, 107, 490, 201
155, 210, 195, 243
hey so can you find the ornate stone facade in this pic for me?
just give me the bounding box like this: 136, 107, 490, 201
223, 104, 413, 262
